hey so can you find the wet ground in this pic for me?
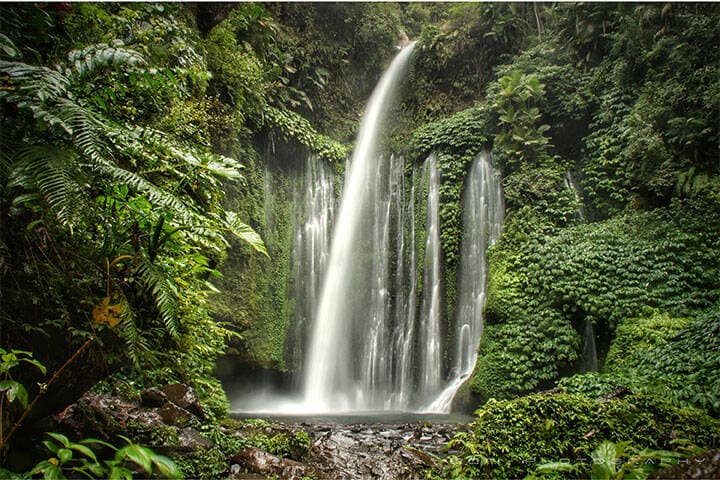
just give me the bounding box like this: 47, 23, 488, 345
232, 413, 470, 479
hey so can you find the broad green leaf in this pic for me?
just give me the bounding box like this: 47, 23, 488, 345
69, 443, 97, 461
108, 466, 133, 480
151, 455, 183, 479
47, 432, 71, 448
57, 448, 72, 464
43, 440, 59, 454
225, 211, 269, 257
80, 438, 117, 450
535, 461, 575, 473
117, 444, 152, 473
42, 464, 62, 480
0, 380, 27, 407
21, 357, 47, 374
591, 462, 614, 480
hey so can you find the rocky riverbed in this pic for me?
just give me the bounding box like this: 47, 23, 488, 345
229, 418, 467, 479
49, 386, 468, 479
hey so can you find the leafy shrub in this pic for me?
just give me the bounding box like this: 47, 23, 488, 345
0, 433, 181, 480
474, 198, 720, 401
443, 393, 720, 479
562, 307, 720, 416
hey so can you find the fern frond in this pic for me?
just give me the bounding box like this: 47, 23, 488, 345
137, 258, 180, 340
8, 145, 81, 227
66, 43, 146, 81
0, 61, 70, 103
117, 299, 150, 370
54, 98, 111, 161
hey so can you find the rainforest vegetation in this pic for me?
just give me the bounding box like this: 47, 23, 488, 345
1, 2, 718, 479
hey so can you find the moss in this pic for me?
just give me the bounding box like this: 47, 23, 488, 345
445, 392, 720, 479
473, 198, 720, 402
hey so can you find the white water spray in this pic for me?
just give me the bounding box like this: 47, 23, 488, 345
303, 43, 417, 411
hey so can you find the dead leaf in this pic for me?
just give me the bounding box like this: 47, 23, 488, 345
93, 297, 123, 328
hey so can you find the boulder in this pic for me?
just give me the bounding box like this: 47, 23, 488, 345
56, 393, 165, 439
159, 402, 194, 427
159, 384, 205, 418
178, 427, 213, 449
229, 447, 314, 479
141, 387, 167, 408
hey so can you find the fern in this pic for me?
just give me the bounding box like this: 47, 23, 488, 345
117, 300, 150, 370
1, 39, 265, 363
137, 258, 180, 340
66, 43, 146, 80
7, 146, 81, 227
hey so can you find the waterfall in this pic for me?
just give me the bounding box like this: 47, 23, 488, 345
424, 152, 504, 413
563, 171, 585, 221
579, 318, 598, 373
303, 42, 417, 411
389, 166, 417, 408
233, 43, 506, 415
288, 155, 335, 373
418, 154, 442, 399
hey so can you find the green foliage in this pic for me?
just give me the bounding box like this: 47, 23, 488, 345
442, 393, 719, 479
0, 349, 46, 409
411, 105, 489, 158
561, 307, 720, 416
529, 439, 699, 480
491, 70, 552, 173
264, 3, 402, 140
578, 4, 720, 217
412, 3, 532, 117
0, 433, 182, 480
263, 107, 348, 162
204, 14, 265, 119
475, 197, 720, 401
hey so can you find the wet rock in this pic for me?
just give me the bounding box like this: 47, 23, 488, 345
159, 383, 205, 418
159, 402, 194, 427
229, 447, 314, 479
178, 427, 213, 449
298, 421, 456, 479
56, 393, 164, 439
141, 387, 167, 408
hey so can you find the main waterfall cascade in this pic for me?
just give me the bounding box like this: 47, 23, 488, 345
302, 42, 418, 411
233, 42, 506, 414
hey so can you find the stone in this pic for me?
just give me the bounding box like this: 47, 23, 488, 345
56, 393, 165, 439
178, 427, 213, 449
229, 447, 314, 479
159, 402, 195, 427
141, 387, 167, 408
159, 383, 205, 418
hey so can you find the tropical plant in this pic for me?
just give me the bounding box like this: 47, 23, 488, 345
0, 432, 182, 480
528, 440, 699, 480
0, 349, 47, 456
0, 37, 266, 362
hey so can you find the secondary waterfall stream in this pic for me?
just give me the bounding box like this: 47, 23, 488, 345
233, 42, 505, 414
